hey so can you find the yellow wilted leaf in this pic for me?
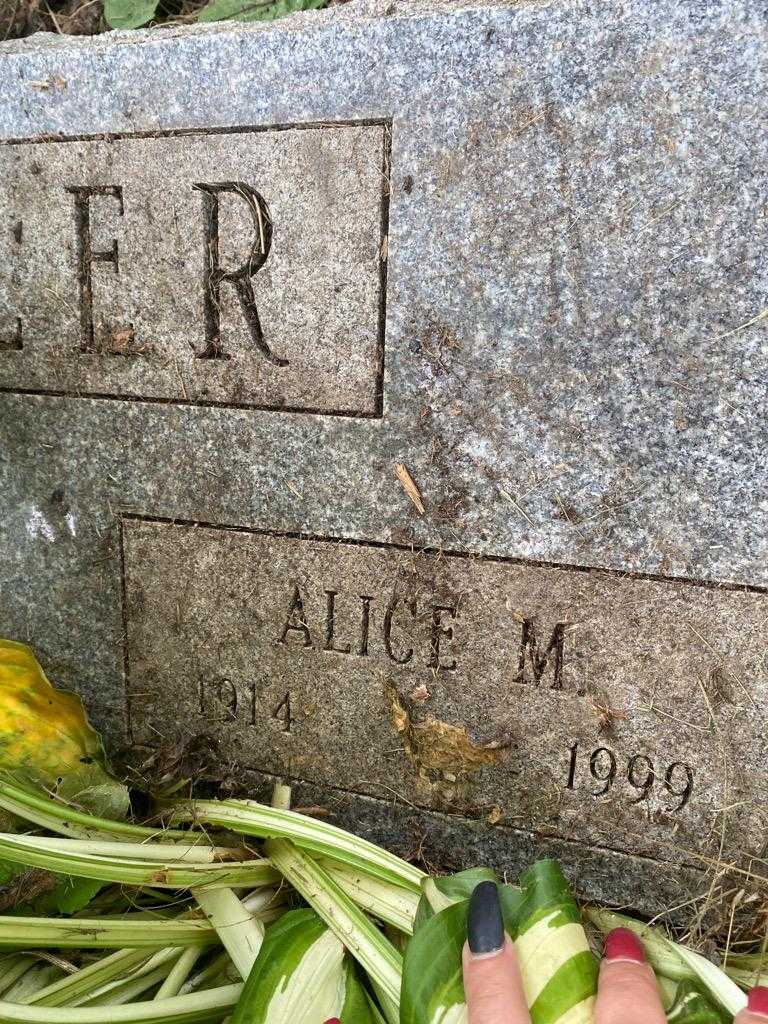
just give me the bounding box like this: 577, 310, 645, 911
0, 640, 128, 818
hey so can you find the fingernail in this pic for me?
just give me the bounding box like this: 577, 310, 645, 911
603, 928, 646, 964
467, 881, 504, 956
748, 987, 768, 1017
323, 1019, 341, 1024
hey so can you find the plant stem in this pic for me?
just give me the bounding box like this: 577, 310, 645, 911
0, 915, 217, 949
0, 780, 202, 845
0, 834, 278, 890
178, 952, 231, 996
319, 858, 419, 934
29, 951, 154, 1007
169, 799, 424, 891
0, 984, 242, 1023
266, 838, 402, 1008
193, 891, 263, 981
0, 956, 37, 996
154, 950, 204, 1001
80, 949, 183, 1006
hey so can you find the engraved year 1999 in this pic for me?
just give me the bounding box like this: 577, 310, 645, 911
565, 742, 693, 810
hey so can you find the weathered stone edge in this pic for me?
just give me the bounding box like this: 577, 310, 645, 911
0, 0, 556, 57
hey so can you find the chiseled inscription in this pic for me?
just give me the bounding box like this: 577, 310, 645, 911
0, 124, 388, 413
122, 518, 768, 866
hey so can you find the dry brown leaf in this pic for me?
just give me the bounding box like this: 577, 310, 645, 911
385, 680, 508, 774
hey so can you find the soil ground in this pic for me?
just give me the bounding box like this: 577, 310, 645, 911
0, 0, 349, 38
1, 0, 205, 37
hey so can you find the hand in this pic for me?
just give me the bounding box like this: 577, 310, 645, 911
462, 881, 768, 1024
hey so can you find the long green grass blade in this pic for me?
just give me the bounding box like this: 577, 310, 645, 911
168, 800, 424, 891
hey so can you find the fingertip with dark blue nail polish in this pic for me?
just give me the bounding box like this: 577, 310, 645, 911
467, 880, 505, 956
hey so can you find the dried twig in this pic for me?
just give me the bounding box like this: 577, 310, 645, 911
395, 463, 425, 515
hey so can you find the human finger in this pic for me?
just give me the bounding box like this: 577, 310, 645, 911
595, 928, 666, 1024
462, 881, 531, 1024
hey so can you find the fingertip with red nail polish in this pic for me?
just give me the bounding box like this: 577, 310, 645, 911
748, 987, 768, 1018
603, 927, 646, 964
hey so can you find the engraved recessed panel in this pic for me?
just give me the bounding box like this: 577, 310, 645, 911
123, 518, 768, 866
0, 124, 388, 414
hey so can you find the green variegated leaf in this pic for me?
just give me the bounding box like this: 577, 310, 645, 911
341, 960, 380, 1023
667, 981, 732, 1024
265, 839, 402, 1014
197, 0, 325, 24
514, 861, 598, 1024
434, 868, 499, 903
415, 868, 500, 931
401, 900, 468, 1024
232, 908, 345, 1023
405, 862, 596, 1024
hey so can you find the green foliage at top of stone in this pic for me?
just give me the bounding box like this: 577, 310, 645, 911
105, 0, 326, 30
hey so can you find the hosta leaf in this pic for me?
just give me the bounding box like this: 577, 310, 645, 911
434, 868, 499, 903
415, 868, 500, 931
0, 642, 128, 820
401, 900, 468, 1024
265, 838, 402, 1012
341, 960, 380, 1024
667, 981, 732, 1024
1, 864, 103, 916
514, 861, 598, 1024
232, 908, 345, 1023
46, 875, 103, 915
104, 0, 160, 29
404, 862, 595, 1024
672, 944, 746, 1018
198, 0, 325, 24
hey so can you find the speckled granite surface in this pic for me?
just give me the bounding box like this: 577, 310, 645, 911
0, 0, 766, 912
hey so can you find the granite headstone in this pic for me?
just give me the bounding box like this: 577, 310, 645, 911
1, 0, 766, 919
